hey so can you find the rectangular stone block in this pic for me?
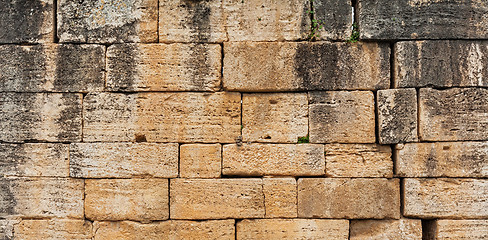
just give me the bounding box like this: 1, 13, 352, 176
170, 179, 264, 219
85, 179, 168, 221
298, 178, 400, 219
350, 219, 422, 240
222, 144, 325, 176
14, 219, 92, 240
396, 142, 488, 177
432, 220, 488, 240
311, 0, 353, 41
378, 89, 418, 144
242, 93, 308, 143
223, 42, 389, 91
325, 144, 392, 178
263, 178, 297, 218
94, 220, 235, 240
0, 178, 83, 218
106, 44, 221, 91
404, 178, 488, 218
0, 0, 53, 43
70, 143, 178, 178
395, 41, 488, 88
0, 143, 69, 177
83, 92, 241, 143
58, 0, 158, 43
0, 44, 105, 92
419, 88, 488, 141
0, 93, 82, 143
309, 91, 375, 143
237, 219, 349, 240
180, 144, 221, 178
359, 0, 488, 40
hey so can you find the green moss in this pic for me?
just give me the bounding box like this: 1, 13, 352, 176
297, 135, 310, 143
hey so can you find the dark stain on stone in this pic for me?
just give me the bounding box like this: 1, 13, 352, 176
0, 144, 26, 176
0, 179, 17, 216
182, 0, 211, 42
0, 0, 48, 43
55, 94, 82, 142
0, 93, 38, 142
425, 147, 438, 176
380, 91, 415, 143
107, 44, 138, 91
187, 44, 211, 91
69, 145, 83, 178
295, 43, 340, 90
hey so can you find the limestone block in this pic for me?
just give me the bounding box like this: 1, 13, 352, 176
14, 219, 92, 240
263, 178, 297, 218
312, 0, 353, 41
432, 220, 488, 240
85, 179, 169, 221
350, 219, 422, 240
0, 220, 15, 240
180, 144, 221, 178
222, 144, 325, 176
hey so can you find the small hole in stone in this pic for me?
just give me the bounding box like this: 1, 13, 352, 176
442, 146, 450, 150
135, 134, 147, 142
264, 136, 272, 139
269, 99, 278, 104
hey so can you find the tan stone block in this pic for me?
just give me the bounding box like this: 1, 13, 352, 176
325, 144, 392, 177
180, 144, 221, 178
106, 44, 221, 91
83, 92, 241, 143
85, 179, 169, 221
298, 178, 400, 219
15, 219, 92, 240
309, 91, 376, 143
222, 144, 325, 176
350, 219, 422, 240
170, 179, 264, 219
237, 219, 349, 240
433, 220, 488, 240
242, 93, 308, 143
404, 178, 488, 218
263, 178, 297, 218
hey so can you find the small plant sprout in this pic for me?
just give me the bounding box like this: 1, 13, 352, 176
298, 135, 310, 143
348, 23, 360, 43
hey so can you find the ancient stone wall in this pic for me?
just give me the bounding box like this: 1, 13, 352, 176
1, 0, 487, 239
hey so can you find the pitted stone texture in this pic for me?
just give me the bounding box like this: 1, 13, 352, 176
242, 93, 308, 143
222, 144, 325, 176
85, 179, 168, 221
263, 178, 297, 218
419, 88, 488, 141
0, 0, 53, 43
170, 179, 264, 219
396, 142, 488, 177
359, 0, 488, 40
107, 44, 221, 91
325, 144, 392, 178
404, 178, 488, 218
312, 0, 352, 41
350, 219, 422, 240
0, 178, 83, 218
0, 143, 69, 177
237, 219, 349, 240
298, 178, 400, 219
309, 91, 375, 143
15, 219, 92, 240
395, 41, 488, 88
0, 93, 82, 143
83, 92, 241, 143
0, 220, 15, 240
94, 220, 235, 240
377, 89, 418, 144
224, 42, 389, 91
180, 144, 221, 178
70, 143, 178, 178
432, 220, 488, 240
0, 44, 105, 92
58, 0, 158, 43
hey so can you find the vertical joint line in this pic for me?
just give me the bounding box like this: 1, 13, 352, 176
157, 0, 160, 43
416, 88, 421, 141
390, 42, 396, 89
220, 43, 225, 91
53, 0, 59, 43
309, 0, 315, 39
373, 90, 380, 144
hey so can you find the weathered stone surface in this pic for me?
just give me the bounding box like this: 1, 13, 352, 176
58, 0, 158, 43
395, 41, 488, 88
70, 143, 178, 178
83, 92, 241, 143
106, 44, 221, 91
0, 143, 69, 177
0, 93, 82, 143
222, 144, 325, 176
263, 178, 297, 218
312, 0, 353, 41
0, 0, 53, 43
242, 93, 308, 143
170, 179, 264, 219
94, 220, 235, 240
419, 88, 488, 141
223, 42, 390, 91
309, 91, 376, 143
378, 89, 418, 144
325, 144, 392, 177
396, 142, 488, 177
0, 220, 15, 240
180, 144, 221, 178
298, 178, 400, 219
350, 219, 422, 240
15, 219, 92, 240
404, 178, 488, 218
0, 44, 105, 92
0, 178, 83, 218
432, 220, 488, 240
237, 219, 349, 240
85, 179, 168, 221
359, 0, 488, 40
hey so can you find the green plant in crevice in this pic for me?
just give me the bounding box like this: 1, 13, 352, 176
297, 135, 310, 143
348, 23, 360, 43
306, 0, 324, 41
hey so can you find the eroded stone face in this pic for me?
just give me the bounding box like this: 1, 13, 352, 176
180, 144, 221, 178
263, 178, 297, 218
350, 219, 422, 240
14, 219, 93, 240
433, 220, 488, 240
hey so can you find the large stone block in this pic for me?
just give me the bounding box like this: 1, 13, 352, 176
223, 42, 389, 91
180, 144, 221, 178
14, 219, 92, 240
350, 219, 422, 240
431, 220, 488, 240
106, 44, 221, 91
222, 144, 325, 176
263, 178, 297, 218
